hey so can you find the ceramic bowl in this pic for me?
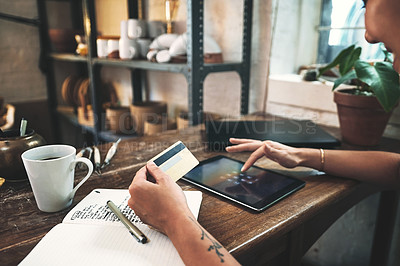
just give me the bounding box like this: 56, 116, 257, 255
130, 101, 167, 135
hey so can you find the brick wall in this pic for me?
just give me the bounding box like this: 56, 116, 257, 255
0, 1, 47, 104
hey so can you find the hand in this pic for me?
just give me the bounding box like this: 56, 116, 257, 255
128, 162, 194, 233
226, 138, 302, 171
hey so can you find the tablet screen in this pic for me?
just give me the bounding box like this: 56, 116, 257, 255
183, 155, 305, 211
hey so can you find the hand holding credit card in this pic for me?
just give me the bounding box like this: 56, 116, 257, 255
148, 141, 199, 182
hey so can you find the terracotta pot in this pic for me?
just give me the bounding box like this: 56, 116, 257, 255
130, 101, 167, 135
0, 129, 46, 182
105, 106, 133, 134
334, 89, 393, 146
144, 117, 175, 136
176, 111, 189, 130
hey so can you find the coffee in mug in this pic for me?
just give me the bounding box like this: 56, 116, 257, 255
40, 156, 62, 161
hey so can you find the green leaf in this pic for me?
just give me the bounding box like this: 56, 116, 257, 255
332, 69, 357, 90
355, 60, 400, 112
318, 45, 356, 77
339, 47, 361, 75
380, 43, 393, 63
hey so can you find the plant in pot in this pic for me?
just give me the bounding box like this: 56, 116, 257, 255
318, 45, 400, 146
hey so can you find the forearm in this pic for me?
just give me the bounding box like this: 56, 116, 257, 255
165, 215, 240, 266
298, 149, 400, 188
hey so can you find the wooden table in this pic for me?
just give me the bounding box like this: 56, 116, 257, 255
1, 119, 398, 265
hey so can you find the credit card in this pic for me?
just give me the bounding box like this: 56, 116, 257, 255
148, 141, 199, 182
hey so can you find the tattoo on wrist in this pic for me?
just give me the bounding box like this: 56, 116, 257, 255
189, 217, 225, 263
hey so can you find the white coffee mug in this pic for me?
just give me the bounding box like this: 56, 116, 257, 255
21, 145, 93, 212
107, 39, 120, 58
107, 39, 119, 54
96, 39, 108, 58
128, 19, 147, 38
120, 20, 129, 39
119, 38, 140, 59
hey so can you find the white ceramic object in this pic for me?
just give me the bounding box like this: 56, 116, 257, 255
107, 39, 119, 54
204, 34, 222, 54
21, 145, 93, 212
156, 50, 171, 63
120, 20, 139, 59
146, 50, 158, 61
96, 39, 108, 58
168, 33, 222, 57
149, 33, 179, 50
120, 20, 129, 39
119, 38, 139, 59
169, 34, 187, 56
128, 19, 147, 38
137, 38, 152, 58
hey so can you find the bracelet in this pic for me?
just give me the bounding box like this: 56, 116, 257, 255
320, 148, 325, 171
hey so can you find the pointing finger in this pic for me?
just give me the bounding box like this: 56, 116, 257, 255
241, 146, 265, 172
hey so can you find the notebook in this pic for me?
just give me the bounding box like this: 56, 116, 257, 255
20, 189, 202, 266
206, 119, 340, 151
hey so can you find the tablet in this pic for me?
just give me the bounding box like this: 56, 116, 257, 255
182, 155, 305, 212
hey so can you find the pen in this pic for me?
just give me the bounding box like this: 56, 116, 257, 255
107, 200, 148, 244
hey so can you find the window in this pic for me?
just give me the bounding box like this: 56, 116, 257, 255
269, 0, 385, 75
317, 0, 385, 64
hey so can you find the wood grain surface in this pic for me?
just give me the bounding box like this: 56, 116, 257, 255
1, 118, 399, 265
